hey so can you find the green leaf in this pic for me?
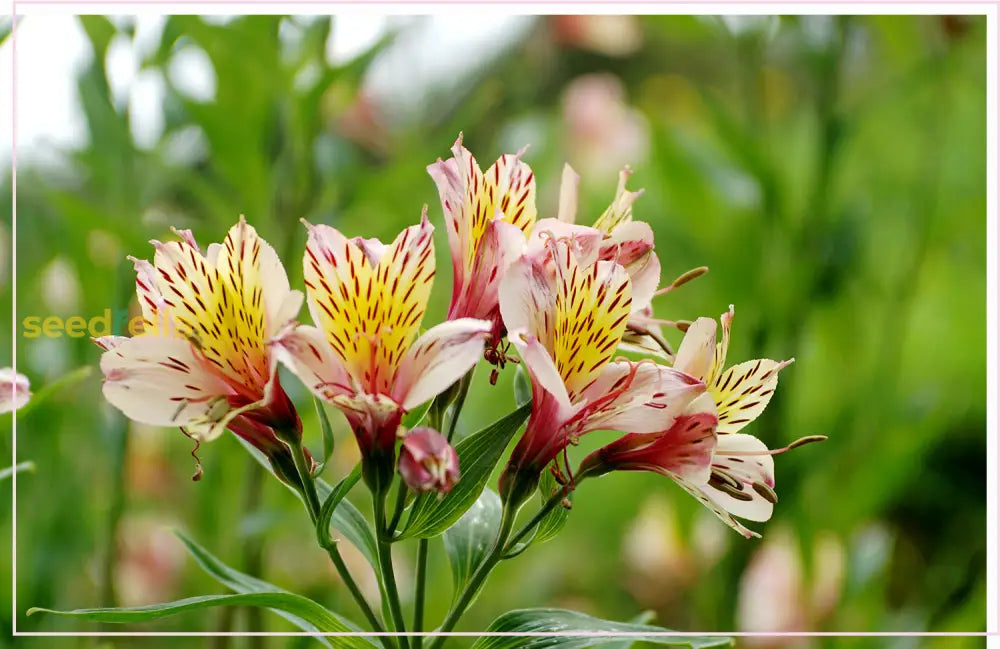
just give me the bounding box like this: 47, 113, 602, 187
237, 438, 379, 571
531, 471, 572, 546
173, 530, 370, 646
0, 461, 34, 482
29, 593, 373, 645
470, 609, 732, 649
316, 476, 378, 572
604, 612, 658, 649
398, 404, 530, 539
401, 398, 434, 429
318, 464, 362, 547
313, 398, 336, 477
442, 488, 501, 604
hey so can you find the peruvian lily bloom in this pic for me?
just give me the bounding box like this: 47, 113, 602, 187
272, 214, 490, 490
529, 165, 674, 358
578, 392, 719, 499
496, 240, 705, 506
663, 306, 817, 538
0, 368, 31, 414
427, 134, 537, 372
95, 217, 305, 478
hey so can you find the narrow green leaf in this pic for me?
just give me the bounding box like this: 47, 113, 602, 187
0, 461, 34, 482
29, 593, 373, 645
470, 608, 732, 649
401, 397, 433, 430
16, 366, 92, 418
237, 438, 379, 571
442, 488, 501, 604
604, 612, 658, 649
532, 471, 572, 546
318, 465, 362, 547
398, 404, 530, 539
173, 530, 361, 646
313, 398, 336, 476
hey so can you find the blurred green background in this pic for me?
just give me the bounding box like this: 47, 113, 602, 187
0, 13, 987, 648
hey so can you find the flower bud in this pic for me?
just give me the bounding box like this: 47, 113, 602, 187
398, 427, 459, 495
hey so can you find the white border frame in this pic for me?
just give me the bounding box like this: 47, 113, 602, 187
5, 2, 997, 644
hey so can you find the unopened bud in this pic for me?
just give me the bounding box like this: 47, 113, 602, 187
671, 266, 709, 289
398, 427, 460, 496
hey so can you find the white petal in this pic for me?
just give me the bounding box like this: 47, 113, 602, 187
498, 255, 557, 349
696, 433, 776, 529
527, 219, 604, 268
673, 316, 717, 381
557, 163, 580, 223
271, 324, 353, 403
392, 318, 490, 410
580, 361, 705, 435
507, 328, 573, 414
99, 336, 233, 429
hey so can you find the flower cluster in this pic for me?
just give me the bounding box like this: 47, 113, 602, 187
96, 134, 821, 538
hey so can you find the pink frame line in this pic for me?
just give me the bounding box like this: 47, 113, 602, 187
7, 0, 998, 641
7, 0, 1000, 4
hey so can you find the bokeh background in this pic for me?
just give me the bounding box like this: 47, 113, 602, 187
0, 13, 988, 649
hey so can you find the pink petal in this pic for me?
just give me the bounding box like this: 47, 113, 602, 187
580, 361, 706, 435
392, 318, 491, 410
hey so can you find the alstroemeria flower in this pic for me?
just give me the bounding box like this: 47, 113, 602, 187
273, 214, 490, 473
529, 165, 671, 358
427, 135, 537, 369
497, 241, 705, 505
95, 218, 304, 457
579, 392, 719, 492
0, 368, 31, 414
667, 306, 796, 538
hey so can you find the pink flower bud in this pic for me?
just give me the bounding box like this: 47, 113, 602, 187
398, 427, 459, 495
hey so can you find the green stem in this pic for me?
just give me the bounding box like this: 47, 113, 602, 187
375, 496, 410, 649
428, 504, 518, 649
411, 538, 429, 649
323, 543, 394, 649
387, 479, 408, 535
289, 442, 321, 524
444, 372, 473, 443
286, 439, 392, 647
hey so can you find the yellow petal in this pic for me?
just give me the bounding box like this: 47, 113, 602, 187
551, 244, 632, 398
304, 215, 436, 396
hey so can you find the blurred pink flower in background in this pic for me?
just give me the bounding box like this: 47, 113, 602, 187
551, 15, 643, 57
561, 74, 649, 179
737, 526, 845, 646
115, 515, 186, 607
0, 368, 31, 414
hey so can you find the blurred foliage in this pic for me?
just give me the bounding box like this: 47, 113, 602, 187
1, 13, 987, 649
